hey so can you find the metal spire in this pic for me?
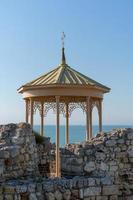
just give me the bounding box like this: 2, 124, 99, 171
61, 32, 66, 65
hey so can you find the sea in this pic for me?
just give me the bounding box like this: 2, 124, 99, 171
34, 125, 133, 147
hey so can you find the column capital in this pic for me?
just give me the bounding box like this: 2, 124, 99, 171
86, 96, 91, 100
30, 97, 34, 102
99, 98, 103, 102
40, 100, 44, 105
55, 96, 60, 101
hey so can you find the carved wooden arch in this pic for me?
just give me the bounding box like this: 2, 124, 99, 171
32, 101, 87, 118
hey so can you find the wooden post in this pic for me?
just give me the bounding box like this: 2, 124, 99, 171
89, 109, 92, 138
25, 99, 29, 123
55, 96, 60, 177
99, 99, 102, 132
86, 97, 90, 141
30, 98, 34, 129
66, 103, 69, 145
40, 102, 44, 136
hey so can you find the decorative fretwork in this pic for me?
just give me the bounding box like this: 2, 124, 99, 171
32, 101, 87, 118
33, 101, 41, 114
68, 102, 86, 117
90, 99, 103, 116
44, 102, 56, 117
27, 100, 30, 116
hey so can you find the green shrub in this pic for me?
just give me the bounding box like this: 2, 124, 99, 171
33, 130, 44, 144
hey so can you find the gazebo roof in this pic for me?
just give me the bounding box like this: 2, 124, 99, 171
18, 48, 110, 93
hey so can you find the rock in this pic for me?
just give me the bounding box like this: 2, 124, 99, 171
71, 165, 82, 173
46, 192, 55, 200
29, 193, 37, 200
55, 190, 62, 200
88, 178, 95, 186
0, 166, 4, 175
84, 187, 101, 197
95, 152, 106, 161
127, 132, 133, 139
4, 194, 14, 200
100, 176, 113, 185
98, 162, 108, 171
28, 183, 36, 193
127, 147, 133, 158
106, 140, 116, 147
102, 185, 119, 195
63, 190, 71, 200
79, 189, 83, 199
84, 161, 96, 173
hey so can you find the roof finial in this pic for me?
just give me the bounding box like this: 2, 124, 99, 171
61, 32, 66, 65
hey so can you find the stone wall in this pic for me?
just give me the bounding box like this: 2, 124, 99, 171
37, 137, 52, 177
61, 128, 133, 198
0, 123, 133, 199
0, 123, 39, 181
0, 177, 121, 200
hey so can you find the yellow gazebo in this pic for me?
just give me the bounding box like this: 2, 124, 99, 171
18, 45, 110, 177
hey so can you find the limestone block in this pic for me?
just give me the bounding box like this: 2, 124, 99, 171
16, 185, 27, 193
98, 162, 108, 171
0, 195, 4, 200
4, 194, 14, 200
96, 196, 108, 200
84, 197, 95, 200
29, 193, 37, 200
0, 186, 3, 194
127, 132, 133, 139
106, 140, 116, 147
95, 152, 106, 161
46, 192, 55, 200
0, 165, 4, 175
85, 149, 93, 156
63, 190, 71, 200
79, 189, 83, 199
102, 185, 119, 195
109, 165, 118, 172
88, 178, 95, 186
12, 136, 24, 145
100, 176, 113, 185
43, 183, 54, 192
28, 183, 36, 193
71, 189, 79, 199
125, 196, 133, 200
54, 190, 62, 200
117, 139, 124, 144
84, 187, 101, 197
71, 165, 82, 173
109, 195, 118, 200
84, 161, 96, 173
0, 150, 10, 159
4, 185, 15, 194
127, 147, 133, 158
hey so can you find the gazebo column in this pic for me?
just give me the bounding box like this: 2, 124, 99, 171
89, 109, 92, 138
30, 98, 34, 129
99, 99, 103, 132
25, 99, 29, 123
86, 96, 91, 140
66, 103, 69, 145
55, 96, 60, 177
40, 101, 44, 136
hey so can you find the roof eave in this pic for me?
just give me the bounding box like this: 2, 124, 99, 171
17, 84, 111, 94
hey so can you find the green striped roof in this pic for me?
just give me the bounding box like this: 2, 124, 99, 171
23, 63, 110, 92
20, 48, 110, 92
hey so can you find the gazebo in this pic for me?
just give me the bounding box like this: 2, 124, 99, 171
18, 44, 110, 177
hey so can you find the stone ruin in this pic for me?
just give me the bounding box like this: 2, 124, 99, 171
0, 123, 133, 200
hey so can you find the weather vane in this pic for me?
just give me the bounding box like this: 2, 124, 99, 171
61, 32, 66, 48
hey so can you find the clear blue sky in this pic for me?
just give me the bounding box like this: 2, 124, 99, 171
0, 0, 133, 125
